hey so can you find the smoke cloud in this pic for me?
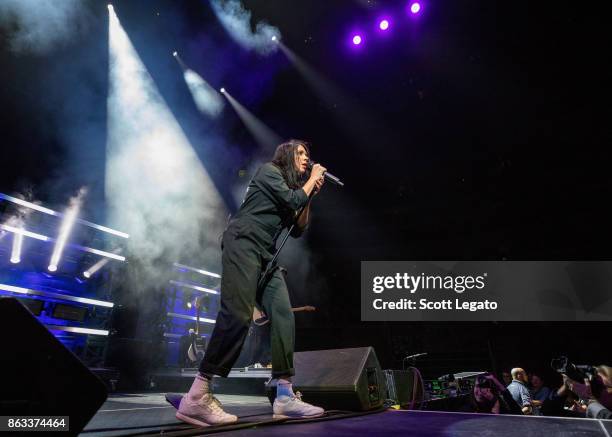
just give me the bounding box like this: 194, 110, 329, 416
184, 69, 225, 118
106, 9, 228, 290
209, 0, 280, 55
0, 0, 93, 54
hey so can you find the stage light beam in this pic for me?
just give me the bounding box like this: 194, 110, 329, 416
82, 248, 122, 279
48, 188, 86, 273
220, 89, 282, 152
83, 258, 109, 279
172, 52, 223, 118
10, 231, 23, 264
106, 5, 228, 283
183, 69, 224, 117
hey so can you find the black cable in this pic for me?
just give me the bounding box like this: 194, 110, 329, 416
84, 408, 387, 436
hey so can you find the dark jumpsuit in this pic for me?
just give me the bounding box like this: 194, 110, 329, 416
199, 162, 309, 379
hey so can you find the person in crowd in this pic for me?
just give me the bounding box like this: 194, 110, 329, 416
469, 373, 522, 414
501, 370, 512, 387
564, 365, 612, 410
507, 368, 542, 415
530, 372, 552, 402
563, 390, 587, 416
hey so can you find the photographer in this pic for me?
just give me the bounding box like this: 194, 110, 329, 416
565, 365, 612, 419
467, 373, 522, 415
552, 358, 612, 418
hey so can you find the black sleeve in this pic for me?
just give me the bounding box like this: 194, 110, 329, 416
254, 163, 309, 211
500, 390, 523, 415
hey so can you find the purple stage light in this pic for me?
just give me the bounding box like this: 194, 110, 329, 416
379, 20, 390, 31
410, 2, 421, 14
352, 34, 362, 45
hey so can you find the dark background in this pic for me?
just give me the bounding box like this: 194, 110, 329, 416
1, 0, 610, 385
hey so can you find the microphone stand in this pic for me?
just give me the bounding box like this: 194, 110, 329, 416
256, 195, 314, 293
256, 164, 343, 295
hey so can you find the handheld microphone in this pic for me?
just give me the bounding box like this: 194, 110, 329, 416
307, 161, 344, 187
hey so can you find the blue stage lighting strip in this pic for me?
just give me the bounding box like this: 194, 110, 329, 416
0, 224, 49, 241
0, 283, 114, 308
0, 192, 129, 239
167, 312, 216, 324
174, 263, 221, 279
169, 280, 219, 295
0, 224, 126, 262
46, 325, 109, 336
70, 244, 126, 261
163, 332, 209, 339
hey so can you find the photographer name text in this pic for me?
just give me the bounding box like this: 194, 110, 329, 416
373, 298, 498, 312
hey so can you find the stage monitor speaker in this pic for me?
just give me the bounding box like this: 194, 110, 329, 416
0, 297, 108, 434
265, 346, 385, 411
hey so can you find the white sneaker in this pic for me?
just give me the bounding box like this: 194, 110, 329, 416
273, 391, 325, 419
176, 376, 238, 427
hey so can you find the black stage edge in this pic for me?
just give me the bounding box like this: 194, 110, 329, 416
149, 367, 271, 395
83, 392, 612, 437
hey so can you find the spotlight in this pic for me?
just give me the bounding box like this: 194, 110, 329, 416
184, 291, 194, 309
83, 257, 112, 279
172, 51, 178, 57
379, 20, 390, 31
11, 231, 23, 265
410, 2, 421, 14
271, 35, 277, 42
108, 4, 114, 11
220, 87, 226, 93
352, 34, 363, 45
48, 196, 82, 274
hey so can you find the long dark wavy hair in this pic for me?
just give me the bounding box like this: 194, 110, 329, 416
271, 139, 311, 189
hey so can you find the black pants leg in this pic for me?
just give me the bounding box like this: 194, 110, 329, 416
199, 233, 261, 377
261, 268, 295, 378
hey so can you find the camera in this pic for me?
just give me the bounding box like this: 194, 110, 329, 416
551, 356, 604, 399
551, 356, 597, 381
475, 374, 495, 390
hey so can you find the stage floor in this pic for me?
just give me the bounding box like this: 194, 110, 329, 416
82, 392, 612, 437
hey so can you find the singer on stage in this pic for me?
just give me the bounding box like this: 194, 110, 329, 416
177, 139, 327, 427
